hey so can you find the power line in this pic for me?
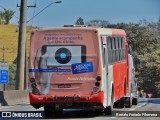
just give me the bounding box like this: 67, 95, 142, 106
30, 0, 37, 27
15, 0, 62, 90
0, 5, 5, 10
27, 1, 62, 23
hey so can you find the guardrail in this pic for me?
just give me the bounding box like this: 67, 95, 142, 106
0, 90, 29, 106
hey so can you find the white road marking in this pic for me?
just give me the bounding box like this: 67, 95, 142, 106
130, 103, 147, 111
0, 105, 18, 110
110, 117, 117, 119
0, 104, 34, 111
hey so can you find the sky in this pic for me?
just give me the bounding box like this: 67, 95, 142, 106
0, 0, 160, 27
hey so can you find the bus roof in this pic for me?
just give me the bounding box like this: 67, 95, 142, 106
32, 27, 126, 36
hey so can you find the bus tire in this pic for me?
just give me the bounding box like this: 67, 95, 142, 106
113, 100, 119, 108
118, 97, 125, 108
44, 106, 63, 117
118, 80, 126, 108
54, 109, 63, 116
125, 87, 132, 108
125, 97, 132, 108
104, 106, 112, 115
44, 105, 55, 117
95, 109, 103, 116
104, 87, 114, 115
132, 98, 138, 105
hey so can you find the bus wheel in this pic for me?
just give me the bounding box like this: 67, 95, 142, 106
132, 98, 138, 105
44, 105, 55, 117
125, 97, 132, 108
54, 109, 63, 116
44, 106, 63, 117
104, 105, 113, 115
104, 90, 113, 115
113, 100, 118, 108
118, 97, 125, 108
95, 109, 104, 116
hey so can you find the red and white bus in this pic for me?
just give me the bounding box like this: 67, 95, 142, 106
29, 26, 137, 116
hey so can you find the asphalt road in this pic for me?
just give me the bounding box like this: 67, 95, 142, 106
0, 98, 160, 120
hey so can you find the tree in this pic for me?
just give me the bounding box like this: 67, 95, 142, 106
0, 10, 5, 24
85, 19, 110, 27
75, 17, 84, 25
157, 16, 160, 34
108, 22, 159, 55
108, 20, 160, 97
3, 9, 15, 24
138, 51, 160, 97
9, 64, 16, 85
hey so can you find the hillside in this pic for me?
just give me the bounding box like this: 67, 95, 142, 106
0, 24, 34, 63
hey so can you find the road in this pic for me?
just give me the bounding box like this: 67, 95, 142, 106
0, 98, 160, 119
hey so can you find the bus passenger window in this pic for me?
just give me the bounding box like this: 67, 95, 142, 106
101, 37, 105, 67
103, 46, 106, 67
115, 37, 119, 62
121, 38, 125, 60
112, 37, 116, 63
107, 37, 110, 64
107, 37, 113, 64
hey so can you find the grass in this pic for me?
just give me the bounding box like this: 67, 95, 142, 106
0, 24, 35, 63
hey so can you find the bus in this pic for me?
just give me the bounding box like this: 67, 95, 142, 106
128, 52, 138, 105
29, 26, 137, 117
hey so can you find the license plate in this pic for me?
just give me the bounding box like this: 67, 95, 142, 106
58, 84, 71, 88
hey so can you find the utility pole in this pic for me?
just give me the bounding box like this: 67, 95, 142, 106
15, 0, 61, 90
16, 0, 27, 90
16, 1, 36, 90
2, 46, 5, 91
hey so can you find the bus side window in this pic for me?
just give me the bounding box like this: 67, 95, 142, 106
117, 37, 120, 61
107, 37, 111, 63
119, 37, 123, 61
118, 37, 122, 61
101, 36, 105, 67
121, 38, 125, 60
112, 37, 115, 63
107, 37, 112, 64
115, 37, 119, 62
103, 45, 106, 67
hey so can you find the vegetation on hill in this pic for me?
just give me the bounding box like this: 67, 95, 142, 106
0, 24, 33, 63
109, 20, 160, 97
0, 9, 15, 24
1, 17, 160, 95
0, 24, 35, 87
85, 18, 160, 97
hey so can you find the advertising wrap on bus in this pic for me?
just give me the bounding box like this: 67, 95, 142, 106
29, 29, 100, 95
